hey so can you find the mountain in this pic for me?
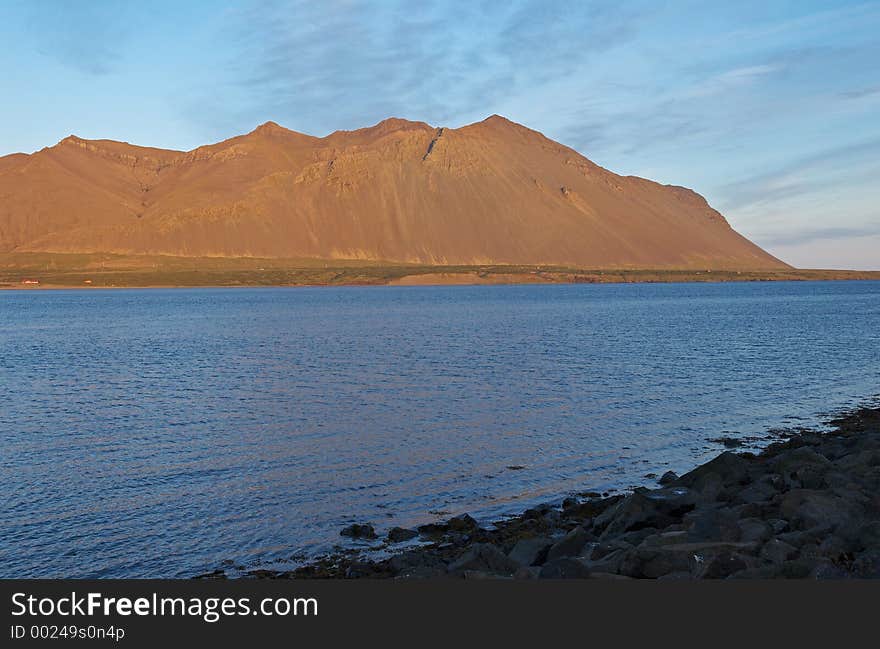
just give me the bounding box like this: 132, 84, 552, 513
0, 116, 787, 269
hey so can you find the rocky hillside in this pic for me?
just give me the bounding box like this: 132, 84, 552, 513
0, 116, 787, 269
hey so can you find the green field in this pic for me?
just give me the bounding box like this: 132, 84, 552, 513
1, 252, 877, 289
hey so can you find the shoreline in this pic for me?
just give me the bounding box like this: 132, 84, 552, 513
2, 267, 879, 291
209, 405, 880, 580
1, 252, 878, 290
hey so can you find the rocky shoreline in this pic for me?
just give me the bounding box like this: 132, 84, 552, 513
209, 406, 880, 580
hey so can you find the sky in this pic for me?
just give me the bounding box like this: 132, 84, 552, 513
0, 0, 877, 269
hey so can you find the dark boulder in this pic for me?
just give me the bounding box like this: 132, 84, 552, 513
852, 549, 880, 578
417, 522, 448, 540
596, 492, 674, 539
447, 513, 480, 533
684, 507, 742, 542
737, 518, 773, 544
735, 475, 783, 505
694, 551, 751, 579
658, 470, 679, 485
759, 539, 798, 565
447, 543, 519, 576
387, 527, 419, 543
676, 452, 753, 491
778, 489, 864, 530
340, 523, 378, 540
508, 537, 551, 567
561, 495, 624, 522
539, 557, 592, 579
546, 527, 590, 561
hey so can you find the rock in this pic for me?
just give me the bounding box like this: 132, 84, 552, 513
737, 518, 773, 544
447, 543, 519, 576
387, 527, 418, 543
195, 569, 227, 579
513, 566, 542, 579
776, 529, 815, 548
588, 572, 633, 580
852, 549, 880, 578
417, 522, 448, 540
779, 558, 818, 579
770, 447, 832, 490
836, 449, 880, 470
816, 534, 859, 560
779, 489, 863, 530
676, 452, 753, 490
596, 492, 673, 539
767, 518, 789, 535
388, 549, 445, 574
345, 561, 384, 578
657, 571, 695, 581
508, 537, 551, 567
397, 566, 446, 579
447, 513, 480, 533
735, 475, 782, 505
539, 557, 592, 579
562, 495, 623, 522
694, 551, 751, 579
618, 528, 659, 547
808, 560, 850, 579
522, 504, 554, 520
709, 436, 744, 448
461, 570, 503, 580
582, 548, 628, 574
771, 446, 831, 471
658, 471, 678, 485
849, 521, 880, 551
621, 541, 756, 579
642, 485, 698, 509
759, 539, 798, 565
627, 542, 755, 578
561, 497, 579, 510
546, 527, 590, 561
619, 546, 692, 579
684, 507, 741, 542
587, 541, 634, 561
640, 530, 690, 547
340, 523, 377, 540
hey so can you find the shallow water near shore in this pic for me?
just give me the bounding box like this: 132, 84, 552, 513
1, 280, 879, 577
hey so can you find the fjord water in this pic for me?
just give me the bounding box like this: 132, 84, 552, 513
2, 281, 878, 578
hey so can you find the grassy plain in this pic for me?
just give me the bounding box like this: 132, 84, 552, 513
1, 252, 878, 289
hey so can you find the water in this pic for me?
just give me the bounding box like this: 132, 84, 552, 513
1, 281, 878, 577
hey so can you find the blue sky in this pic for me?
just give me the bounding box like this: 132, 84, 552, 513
1, 1, 877, 269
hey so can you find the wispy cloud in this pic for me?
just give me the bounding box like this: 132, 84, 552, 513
206, 0, 652, 134
718, 138, 880, 212
760, 225, 880, 248
840, 85, 880, 100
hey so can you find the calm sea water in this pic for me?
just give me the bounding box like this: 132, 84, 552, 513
1, 281, 878, 577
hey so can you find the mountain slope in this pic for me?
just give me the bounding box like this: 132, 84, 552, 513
0, 116, 788, 269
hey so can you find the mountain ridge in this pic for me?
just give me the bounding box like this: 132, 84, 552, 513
0, 116, 788, 269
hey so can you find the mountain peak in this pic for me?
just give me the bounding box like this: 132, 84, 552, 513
58, 134, 86, 145
252, 120, 288, 134
366, 117, 434, 134
482, 114, 515, 125
460, 114, 537, 138
0, 116, 788, 270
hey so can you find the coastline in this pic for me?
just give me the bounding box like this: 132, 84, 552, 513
211, 405, 880, 580
1, 252, 878, 290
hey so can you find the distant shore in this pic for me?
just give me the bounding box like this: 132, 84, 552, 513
207, 405, 880, 580
2, 252, 878, 289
